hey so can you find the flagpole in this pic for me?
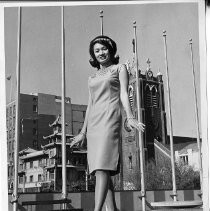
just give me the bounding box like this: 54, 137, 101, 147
100, 10, 103, 36
162, 30, 177, 201
10, 76, 13, 102
61, 5, 67, 206
12, 6, 21, 211
189, 38, 203, 193
133, 21, 146, 211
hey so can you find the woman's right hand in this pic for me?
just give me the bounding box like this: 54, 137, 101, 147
70, 133, 86, 148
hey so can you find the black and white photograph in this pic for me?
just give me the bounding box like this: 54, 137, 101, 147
0, 0, 208, 211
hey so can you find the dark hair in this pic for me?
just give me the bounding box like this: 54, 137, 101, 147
89, 35, 119, 69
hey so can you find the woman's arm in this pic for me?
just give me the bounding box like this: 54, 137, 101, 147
119, 64, 145, 132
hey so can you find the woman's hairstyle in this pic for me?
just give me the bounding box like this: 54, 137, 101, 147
89, 35, 119, 69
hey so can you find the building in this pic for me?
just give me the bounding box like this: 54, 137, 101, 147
174, 141, 202, 171
18, 148, 48, 193
154, 137, 202, 171
6, 93, 85, 190
17, 115, 88, 193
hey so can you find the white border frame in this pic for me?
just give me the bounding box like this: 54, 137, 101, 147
0, 1, 208, 211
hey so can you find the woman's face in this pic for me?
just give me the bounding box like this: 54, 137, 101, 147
93, 43, 111, 66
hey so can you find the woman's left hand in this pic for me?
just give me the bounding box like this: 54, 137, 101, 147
127, 117, 145, 132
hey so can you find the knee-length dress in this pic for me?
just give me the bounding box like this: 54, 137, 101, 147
87, 64, 123, 175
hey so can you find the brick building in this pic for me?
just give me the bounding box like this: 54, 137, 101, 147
6, 93, 85, 190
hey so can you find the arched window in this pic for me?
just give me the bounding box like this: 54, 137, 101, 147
128, 85, 134, 110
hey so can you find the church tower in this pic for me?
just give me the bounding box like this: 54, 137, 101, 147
121, 59, 167, 187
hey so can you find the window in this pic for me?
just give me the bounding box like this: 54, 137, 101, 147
9, 142, 11, 151
128, 85, 134, 111
30, 175, 33, 182
30, 161, 33, 168
19, 163, 24, 171
180, 155, 188, 164
9, 107, 12, 116
33, 128, 37, 136
145, 85, 159, 108
19, 176, 23, 184
42, 158, 47, 166
72, 157, 76, 165
13, 105, 16, 115
9, 118, 12, 127
11, 166, 14, 176
9, 129, 11, 139
12, 128, 15, 138
38, 174, 42, 182
33, 105, 37, 113
78, 157, 81, 165
80, 157, 84, 165
33, 140, 38, 149
49, 172, 55, 180
50, 159, 55, 165
13, 116, 15, 126
128, 153, 133, 170
6, 119, 9, 129
49, 149, 55, 158
44, 171, 47, 181
38, 159, 42, 167
12, 140, 14, 150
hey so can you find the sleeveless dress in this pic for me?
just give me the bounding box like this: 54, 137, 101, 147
87, 64, 124, 175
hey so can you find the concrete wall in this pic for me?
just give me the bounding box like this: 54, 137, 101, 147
8, 190, 202, 211
38, 93, 72, 134
71, 104, 87, 135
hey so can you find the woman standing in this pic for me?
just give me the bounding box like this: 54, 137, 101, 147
70, 35, 145, 211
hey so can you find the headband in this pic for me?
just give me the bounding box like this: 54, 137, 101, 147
93, 37, 114, 50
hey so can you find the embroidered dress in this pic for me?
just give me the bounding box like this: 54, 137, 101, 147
87, 64, 124, 175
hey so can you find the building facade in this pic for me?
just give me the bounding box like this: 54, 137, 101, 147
6, 93, 74, 190
17, 115, 88, 193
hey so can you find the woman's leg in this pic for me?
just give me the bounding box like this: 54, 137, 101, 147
94, 170, 110, 211
105, 178, 117, 211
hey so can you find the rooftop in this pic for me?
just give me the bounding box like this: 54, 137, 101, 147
19, 147, 37, 156
164, 141, 201, 154
20, 150, 46, 160
43, 132, 74, 140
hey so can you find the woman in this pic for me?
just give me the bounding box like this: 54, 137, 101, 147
70, 35, 145, 211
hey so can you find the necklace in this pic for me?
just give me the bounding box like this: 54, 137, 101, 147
96, 65, 113, 77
